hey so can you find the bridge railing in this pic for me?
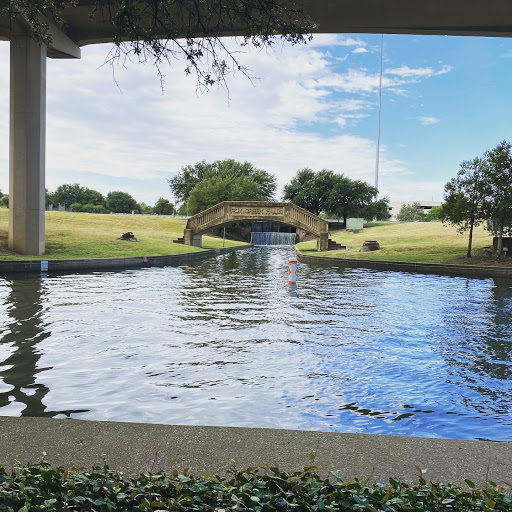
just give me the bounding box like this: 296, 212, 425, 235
186, 202, 227, 233
287, 203, 328, 235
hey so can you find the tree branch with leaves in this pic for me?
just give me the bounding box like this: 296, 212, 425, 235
2, 0, 315, 89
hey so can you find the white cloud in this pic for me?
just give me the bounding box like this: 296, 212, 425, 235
0, 36, 450, 205
352, 47, 369, 54
380, 178, 446, 202
309, 35, 367, 48
306, 69, 403, 93
419, 116, 440, 126
385, 64, 453, 78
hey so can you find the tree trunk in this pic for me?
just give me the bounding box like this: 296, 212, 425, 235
343, 213, 347, 228
467, 217, 474, 258
496, 221, 504, 259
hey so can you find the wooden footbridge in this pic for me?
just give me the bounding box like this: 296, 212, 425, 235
175, 201, 333, 251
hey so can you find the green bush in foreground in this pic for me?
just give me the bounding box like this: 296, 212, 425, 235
0, 458, 510, 512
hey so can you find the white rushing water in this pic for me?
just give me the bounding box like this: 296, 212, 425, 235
251, 232, 297, 246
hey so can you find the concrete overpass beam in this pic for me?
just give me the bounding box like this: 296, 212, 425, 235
9, 35, 47, 255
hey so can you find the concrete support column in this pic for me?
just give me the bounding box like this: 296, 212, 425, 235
9, 36, 47, 255
317, 232, 328, 252
192, 235, 202, 248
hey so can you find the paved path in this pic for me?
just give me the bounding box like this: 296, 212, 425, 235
0, 417, 510, 487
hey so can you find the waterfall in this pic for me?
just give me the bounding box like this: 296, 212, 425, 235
251, 232, 297, 246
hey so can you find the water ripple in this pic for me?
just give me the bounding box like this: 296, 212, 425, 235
0, 247, 511, 439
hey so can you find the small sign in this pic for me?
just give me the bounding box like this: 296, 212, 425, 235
41, 260, 49, 272
142, 257, 148, 263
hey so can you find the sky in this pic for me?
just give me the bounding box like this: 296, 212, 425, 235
1, 32, 512, 207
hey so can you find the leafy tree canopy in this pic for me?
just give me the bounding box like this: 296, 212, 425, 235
53, 183, 86, 206
106, 191, 139, 213
169, 159, 276, 215
425, 206, 442, 221
153, 198, 175, 215
282, 168, 323, 216
139, 202, 153, 214
440, 142, 512, 258
82, 188, 105, 206
4, 0, 314, 89
481, 141, 512, 240
396, 202, 426, 222
283, 168, 386, 224
52, 183, 105, 208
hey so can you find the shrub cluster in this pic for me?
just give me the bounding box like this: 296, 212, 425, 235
0, 458, 510, 512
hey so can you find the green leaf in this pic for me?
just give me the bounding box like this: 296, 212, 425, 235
484, 498, 496, 509
465, 479, 476, 489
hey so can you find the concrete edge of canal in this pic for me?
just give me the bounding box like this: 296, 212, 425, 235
296, 249, 512, 278
0, 245, 252, 275
0, 417, 511, 488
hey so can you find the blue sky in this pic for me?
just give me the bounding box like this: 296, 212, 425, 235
1, 33, 512, 206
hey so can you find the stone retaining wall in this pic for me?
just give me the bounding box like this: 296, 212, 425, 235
296, 249, 512, 279
0, 245, 251, 275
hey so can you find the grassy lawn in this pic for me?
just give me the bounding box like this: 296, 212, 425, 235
0, 210, 247, 260
297, 221, 497, 265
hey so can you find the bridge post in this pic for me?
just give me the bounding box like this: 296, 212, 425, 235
317, 232, 329, 252
184, 229, 195, 246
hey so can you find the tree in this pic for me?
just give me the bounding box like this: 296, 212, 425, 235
396, 202, 426, 222
169, 159, 276, 215
168, 161, 215, 205
283, 169, 382, 224
425, 206, 442, 222
82, 188, 105, 207
53, 183, 86, 206
3, 1, 314, 90
106, 191, 139, 213
153, 198, 175, 215
325, 176, 380, 226
481, 141, 512, 257
283, 168, 326, 216
440, 158, 485, 258
45, 188, 55, 206
139, 202, 153, 214
361, 197, 390, 222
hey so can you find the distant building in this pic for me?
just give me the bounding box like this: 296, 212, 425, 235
387, 201, 442, 221
46, 203, 72, 212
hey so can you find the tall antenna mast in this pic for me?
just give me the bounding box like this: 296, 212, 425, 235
375, 34, 384, 195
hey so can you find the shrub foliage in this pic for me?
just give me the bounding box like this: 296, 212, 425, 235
0, 458, 510, 512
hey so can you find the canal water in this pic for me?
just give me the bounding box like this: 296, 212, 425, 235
0, 246, 511, 441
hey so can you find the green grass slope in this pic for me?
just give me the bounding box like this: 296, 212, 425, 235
298, 221, 496, 265
0, 210, 246, 260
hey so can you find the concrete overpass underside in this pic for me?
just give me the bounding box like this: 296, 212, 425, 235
2, 1, 512, 253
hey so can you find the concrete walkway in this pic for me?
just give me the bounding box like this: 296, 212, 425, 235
0, 417, 510, 487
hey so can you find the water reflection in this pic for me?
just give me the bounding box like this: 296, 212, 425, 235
0, 278, 89, 418
0, 248, 510, 440
0, 278, 51, 416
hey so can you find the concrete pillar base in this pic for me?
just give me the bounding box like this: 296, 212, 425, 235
9, 36, 47, 255
192, 235, 202, 248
